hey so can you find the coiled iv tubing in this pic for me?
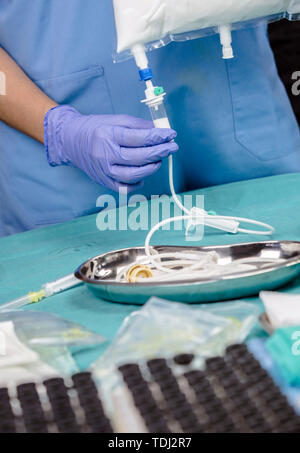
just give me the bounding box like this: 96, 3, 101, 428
118, 154, 275, 283
122, 70, 275, 283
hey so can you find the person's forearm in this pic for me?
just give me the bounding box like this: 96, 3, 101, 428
0, 48, 57, 144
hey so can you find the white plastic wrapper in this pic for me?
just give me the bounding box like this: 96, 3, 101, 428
113, 0, 300, 58
0, 321, 62, 387
260, 291, 300, 330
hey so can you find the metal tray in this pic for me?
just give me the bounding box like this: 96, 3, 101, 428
75, 241, 300, 304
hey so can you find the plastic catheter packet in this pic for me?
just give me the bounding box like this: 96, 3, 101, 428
113, 0, 300, 60
0, 320, 79, 385
197, 300, 261, 343
0, 311, 106, 348
0, 321, 63, 386
0, 321, 39, 368
93, 297, 260, 370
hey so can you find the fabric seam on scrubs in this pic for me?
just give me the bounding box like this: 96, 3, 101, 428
34, 65, 104, 85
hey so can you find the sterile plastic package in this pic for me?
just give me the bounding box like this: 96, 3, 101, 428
197, 300, 261, 343
0, 310, 106, 348
113, 0, 300, 59
0, 321, 39, 368
0, 321, 59, 387
93, 297, 259, 372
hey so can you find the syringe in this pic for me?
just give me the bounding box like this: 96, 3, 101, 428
0, 274, 81, 311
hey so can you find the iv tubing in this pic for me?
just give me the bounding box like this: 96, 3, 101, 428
135, 48, 275, 273
0, 274, 81, 311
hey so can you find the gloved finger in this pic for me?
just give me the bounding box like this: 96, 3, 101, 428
90, 167, 144, 193
114, 126, 177, 148
109, 161, 162, 184
110, 180, 144, 194
96, 114, 153, 130
116, 141, 179, 166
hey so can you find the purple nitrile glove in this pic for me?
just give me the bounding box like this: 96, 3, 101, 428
44, 105, 178, 192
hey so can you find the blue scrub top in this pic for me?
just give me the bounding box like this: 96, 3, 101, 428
0, 0, 300, 237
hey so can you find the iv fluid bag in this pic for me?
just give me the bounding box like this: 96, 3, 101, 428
113, 0, 300, 58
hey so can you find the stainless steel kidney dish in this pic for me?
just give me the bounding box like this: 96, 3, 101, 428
75, 241, 300, 304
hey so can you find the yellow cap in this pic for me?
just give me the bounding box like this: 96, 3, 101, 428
126, 265, 153, 283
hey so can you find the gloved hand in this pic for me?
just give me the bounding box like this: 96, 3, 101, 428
44, 105, 178, 192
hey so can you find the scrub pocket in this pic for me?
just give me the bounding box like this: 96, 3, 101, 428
35, 64, 114, 115
225, 38, 297, 163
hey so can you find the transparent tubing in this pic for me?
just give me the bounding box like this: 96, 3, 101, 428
147, 96, 274, 235
43, 274, 80, 297
148, 100, 189, 215
144, 94, 274, 273
130, 48, 275, 282
0, 294, 33, 311
0, 274, 81, 312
